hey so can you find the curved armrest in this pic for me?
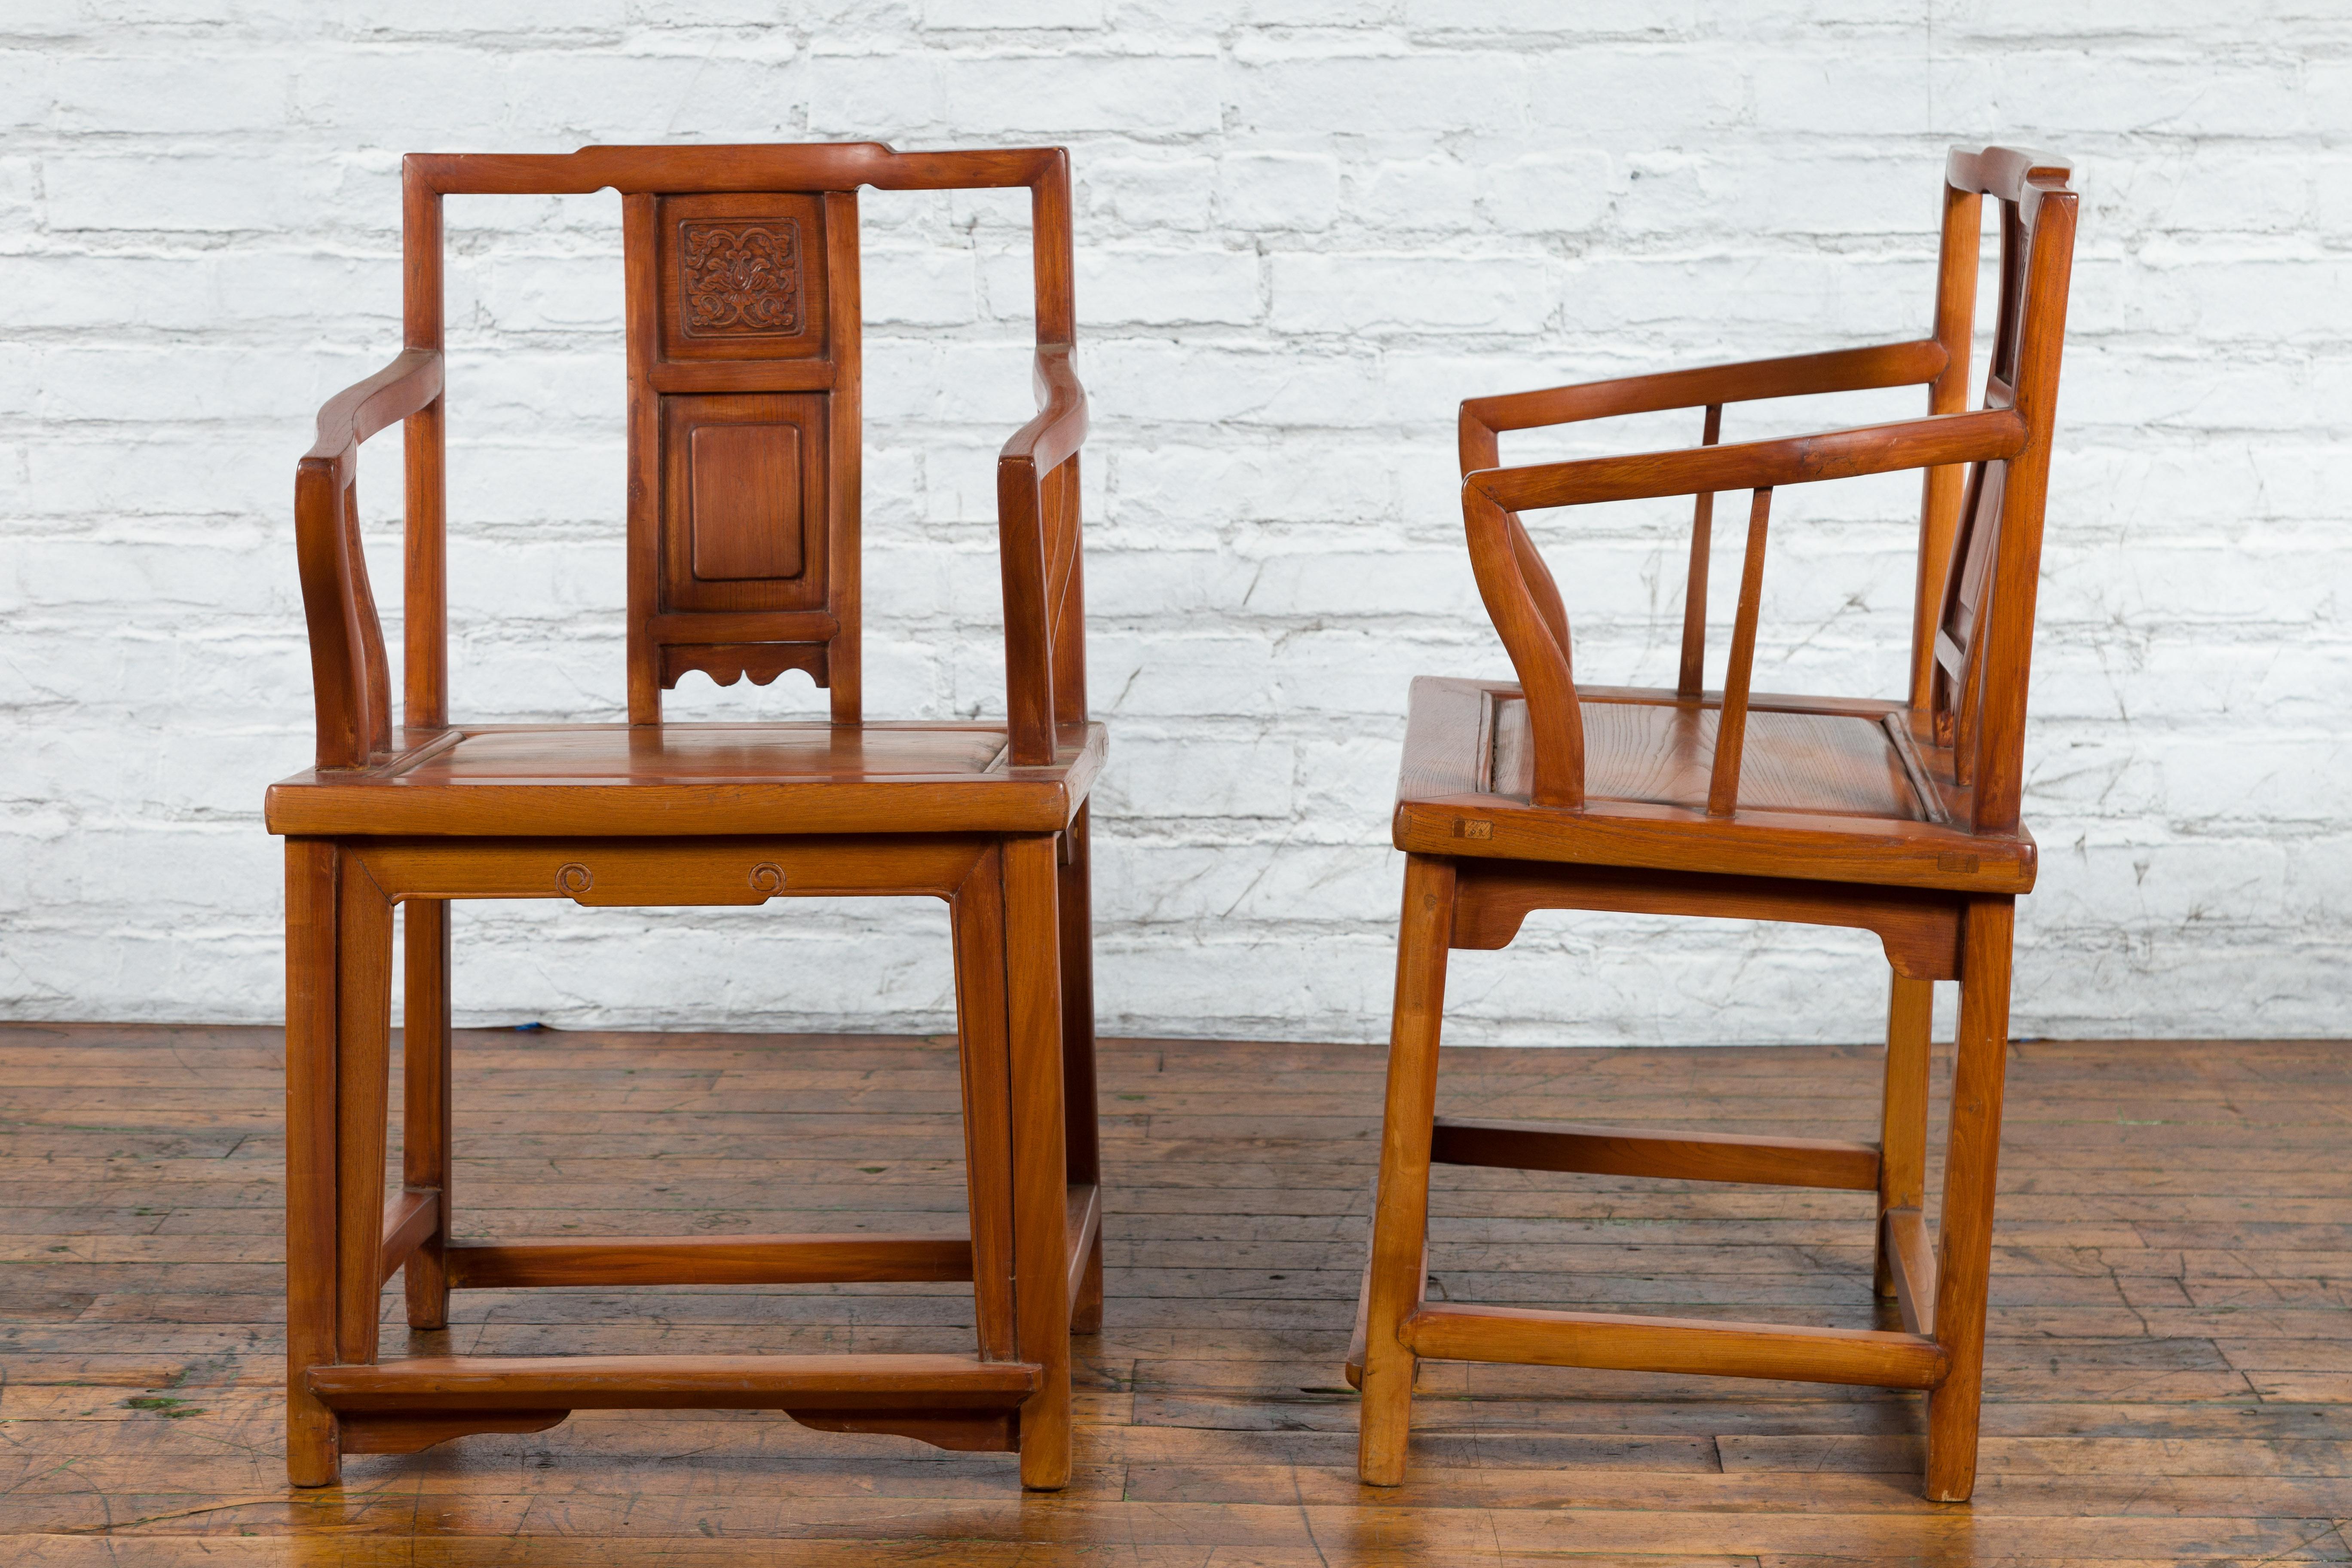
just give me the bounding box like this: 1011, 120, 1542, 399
1460, 405, 2027, 811
995, 343, 1090, 767
302, 348, 444, 479
999, 343, 1088, 473
1471, 407, 2025, 513
294, 350, 438, 769
1459, 339, 1948, 468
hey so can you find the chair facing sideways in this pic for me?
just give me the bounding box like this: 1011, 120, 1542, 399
1350, 147, 2077, 1501
266, 143, 1102, 1491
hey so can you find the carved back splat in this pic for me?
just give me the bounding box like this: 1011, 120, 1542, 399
624, 187, 864, 720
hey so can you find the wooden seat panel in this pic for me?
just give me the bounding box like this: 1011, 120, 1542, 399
264, 723, 1104, 839
1393, 678, 2029, 893
400, 723, 1011, 784
1491, 694, 1923, 821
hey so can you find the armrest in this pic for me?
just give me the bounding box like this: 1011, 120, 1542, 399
1470, 407, 2025, 513
995, 343, 1090, 767
294, 350, 438, 769
1460, 339, 1948, 463
301, 348, 444, 479
1458, 404, 2024, 812
998, 343, 1087, 473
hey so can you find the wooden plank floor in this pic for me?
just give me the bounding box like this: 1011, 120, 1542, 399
3, 1022, 2349, 1565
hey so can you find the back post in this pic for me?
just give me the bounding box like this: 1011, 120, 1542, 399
1917, 150, 2076, 832
998, 151, 1086, 766
1908, 177, 1981, 712
1960, 167, 2076, 834
401, 161, 449, 732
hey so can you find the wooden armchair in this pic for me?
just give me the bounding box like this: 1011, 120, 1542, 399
1350, 147, 2078, 1501
264, 143, 1102, 1491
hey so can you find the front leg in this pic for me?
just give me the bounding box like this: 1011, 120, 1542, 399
1358, 854, 1456, 1487
1004, 835, 1072, 1490
335, 860, 398, 1372
285, 841, 343, 1487
1924, 898, 2015, 1501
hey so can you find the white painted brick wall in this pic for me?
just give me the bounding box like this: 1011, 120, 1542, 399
3, 3, 2348, 1047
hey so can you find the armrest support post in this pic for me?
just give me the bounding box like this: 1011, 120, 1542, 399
1706, 487, 1774, 818
1463, 487, 1583, 809
1675, 403, 1724, 699
998, 453, 1057, 767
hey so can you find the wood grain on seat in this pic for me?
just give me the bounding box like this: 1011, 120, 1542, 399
1491, 695, 1923, 821
396, 723, 1013, 783
263, 723, 1106, 840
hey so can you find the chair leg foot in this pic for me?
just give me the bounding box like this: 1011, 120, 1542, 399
1923, 1384, 1981, 1501
286, 1409, 341, 1488
1019, 1406, 1072, 1491
1356, 1349, 1417, 1488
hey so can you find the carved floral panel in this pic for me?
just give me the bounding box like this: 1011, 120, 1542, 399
679, 220, 803, 337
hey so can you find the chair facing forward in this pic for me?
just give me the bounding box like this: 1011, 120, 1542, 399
266, 142, 1102, 1491
1350, 147, 2077, 1502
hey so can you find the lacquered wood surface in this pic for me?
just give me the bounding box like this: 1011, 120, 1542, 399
1472, 405, 2024, 515
276, 139, 1104, 1495
1402, 1303, 1948, 1391
307, 1355, 1041, 1413
1446, 858, 1966, 982
402, 724, 1012, 781
440, 1233, 975, 1289
1461, 337, 1948, 442
3, 1023, 2349, 1562
1428, 1116, 1882, 1192
1397, 677, 2030, 894
264, 723, 1105, 838
1491, 695, 1923, 821
277, 833, 1094, 1487
1455, 147, 2073, 829
306, 141, 1087, 770
1363, 147, 2077, 1499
